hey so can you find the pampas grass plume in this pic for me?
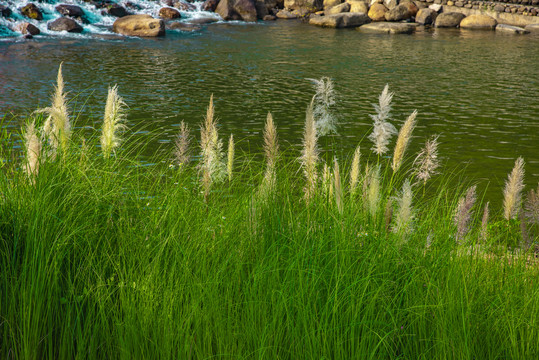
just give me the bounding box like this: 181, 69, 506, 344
174, 121, 191, 168
227, 134, 234, 182
334, 157, 343, 214
455, 185, 477, 242
367, 165, 381, 218
101, 84, 127, 159
368, 84, 397, 155
480, 202, 489, 242
414, 135, 440, 185
259, 112, 279, 200
394, 179, 413, 234
503, 157, 525, 220
349, 145, 360, 195
24, 120, 41, 179
392, 110, 417, 173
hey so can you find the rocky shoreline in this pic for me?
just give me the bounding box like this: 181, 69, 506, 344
1, 0, 539, 38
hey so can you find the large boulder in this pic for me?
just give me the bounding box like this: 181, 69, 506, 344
524, 24, 539, 33
326, 2, 350, 14
459, 14, 496, 30
309, 12, 369, 27
216, 0, 257, 22
284, 0, 323, 14
20, 3, 43, 20
55, 4, 84, 18
347, 0, 368, 13
255, 1, 269, 18
434, 12, 465, 28
202, 0, 220, 11
159, 7, 181, 19
368, 3, 387, 21
384, 3, 413, 21
47, 17, 83, 32
496, 24, 529, 34
383, 0, 398, 10
1, 5, 13, 18
276, 9, 298, 18
415, 8, 437, 25
16, 22, 40, 35
358, 21, 415, 33
112, 15, 165, 36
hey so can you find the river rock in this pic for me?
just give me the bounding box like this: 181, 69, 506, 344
309, 12, 369, 27
216, 0, 257, 21
56, 4, 84, 18
415, 8, 436, 24
0, 5, 12, 18
524, 24, 539, 33
255, 1, 269, 18
112, 14, 165, 36
428, 4, 442, 12
47, 17, 83, 32
264, 14, 277, 19
202, 0, 220, 11
174, 1, 196, 10
16, 22, 40, 35
107, 4, 128, 18
384, 0, 398, 10
159, 7, 181, 19
324, 0, 342, 9
276, 9, 298, 18
384, 3, 414, 21
21, 4, 43, 20
460, 14, 496, 29
326, 2, 350, 14
368, 3, 388, 21
347, 0, 368, 13
359, 21, 415, 33
434, 12, 465, 27
188, 17, 218, 24
284, 0, 323, 14
167, 21, 202, 31
496, 24, 529, 34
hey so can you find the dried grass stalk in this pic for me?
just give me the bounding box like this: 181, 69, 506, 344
101, 85, 127, 159
503, 157, 525, 220
300, 101, 319, 202
392, 110, 417, 173
368, 84, 397, 155
455, 185, 477, 243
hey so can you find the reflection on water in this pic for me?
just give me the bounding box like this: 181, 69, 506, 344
0, 21, 538, 203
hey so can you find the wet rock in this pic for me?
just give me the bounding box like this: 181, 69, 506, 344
255, 1, 269, 18
460, 14, 496, 30
216, 0, 258, 21
415, 8, 437, 25
384, 3, 415, 21
47, 17, 84, 32
276, 9, 298, 18
263, 14, 277, 19
496, 24, 529, 34
368, 3, 388, 21
324, 0, 342, 10
0, 5, 12, 18
284, 0, 324, 14
20, 3, 43, 20
434, 12, 465, 27
167, 21, 202, 31
107, 4, 128, 18
55, 4, 84, 18
159, 7, 181, 19
16, 22, 40, 35
384, 0, 398, 10
112, 14, 165, 36
326, 2, 350, 14
125, 2, 143, 11
203, 0, 220, 11
524, 24, 539, 32
174, 1, 196, 10
347, 0, 368, 13
358, 21, 415, 33
309, 12, 369, 27
428, 3, 441, 12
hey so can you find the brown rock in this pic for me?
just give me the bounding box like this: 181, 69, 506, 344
0, 5, 12, 18
263, 14, 277, 20
415, 8, 437, 25
459, 14, 496, 29
284, 0, 324, 14
216, 0, 258, 21
16, 22, 40, 35
324, 0, 342, 9
276, 9, 298, 18
167, 22, 202, 31
326, 2, 350, 14
55, 4, 84, 18
359, 21, 416, 33
202, 0, 220, 11
47, 17, 83, 33
20, 3, 43, 20
368, 3, 388, 21
159, 7, 182, 19
384, 3, 415, 21
112, 14, 165, 37
434, 12, 465, 27
309, 11, 370, 27
107, 4, 128, 18
347, 0, 368, 13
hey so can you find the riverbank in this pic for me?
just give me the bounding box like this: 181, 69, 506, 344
2, 0, 539, 39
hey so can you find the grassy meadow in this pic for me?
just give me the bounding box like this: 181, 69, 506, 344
0, 68, 538, 359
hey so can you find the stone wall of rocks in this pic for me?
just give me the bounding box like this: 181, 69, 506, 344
416, 0, 539, 17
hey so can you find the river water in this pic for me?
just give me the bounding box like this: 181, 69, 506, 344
1, 8, 538, 203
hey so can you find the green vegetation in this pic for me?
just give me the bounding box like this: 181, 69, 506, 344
1, 67, 538, 359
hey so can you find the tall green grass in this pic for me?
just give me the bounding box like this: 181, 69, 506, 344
0, 69, 538, 359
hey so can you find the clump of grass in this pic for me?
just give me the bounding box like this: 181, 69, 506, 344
503, 157, 525, 220
101, 85, 127, 159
